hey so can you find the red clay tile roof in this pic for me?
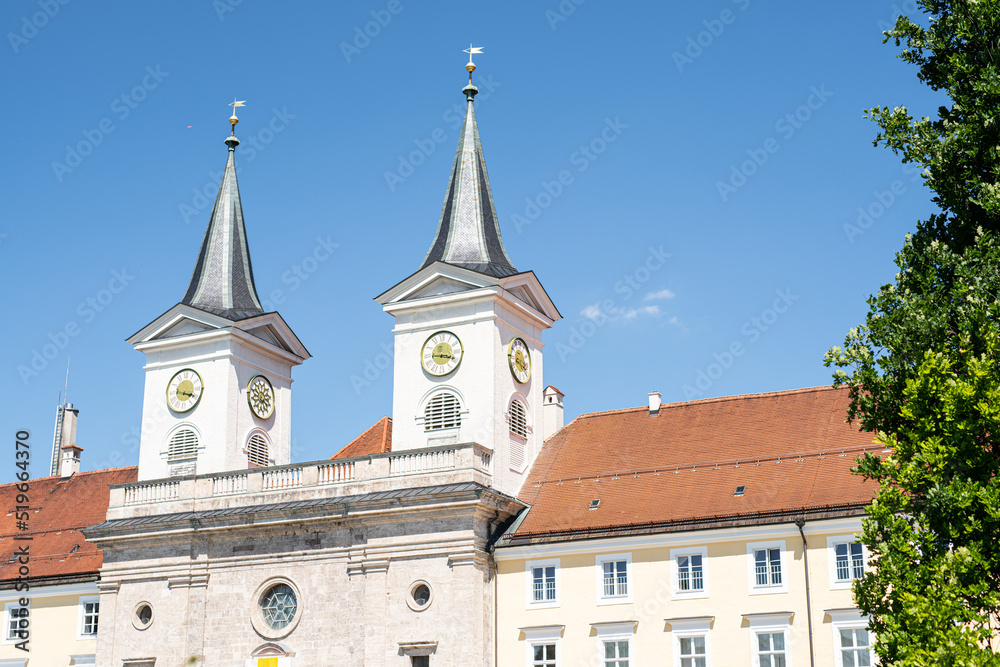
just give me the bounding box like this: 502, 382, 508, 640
0, 467, 138, 583
332, 416, 392, 459
512, 386, 879, 539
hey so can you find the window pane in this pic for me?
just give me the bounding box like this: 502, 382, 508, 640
840, 629, 855, 647
760, 657, 772, 667
773, 655, 786, 667
534, 645, 544, 660
769, 549, 782, 584
691, 554, 704, 590
605, 641, 616, 659
758, 633, 771, 651
618, 640, 629, 657
772, 632, 784, 651
693, 636, 705, 652
680, 637, 694, 654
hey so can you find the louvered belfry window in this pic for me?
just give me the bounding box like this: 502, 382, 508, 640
167, 429, 198, 462
424, 392, 461, 431
248, 433, 270, 468
509, 399, 528, 438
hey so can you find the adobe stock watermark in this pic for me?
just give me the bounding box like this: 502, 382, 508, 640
51, 66, 170, 182
555, 245, 672, 362
340, 0, 409, 63
213, 0, 243, 20
17, 269, 136, 385
842, 162, 923, 243
7, 0, 71, 53
258, 235, 340, 312
681, 288, 799, 399
877, 0, 919, 30
384, 76, 501, 191
179, 107, 295, 224
716, 85, 833, 202
545, 0, 587, 31
672, 0, 752, 73
511, 116, 628, 233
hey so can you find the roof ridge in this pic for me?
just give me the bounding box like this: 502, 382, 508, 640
574, 385, 840, 420
4, 465, 139, 487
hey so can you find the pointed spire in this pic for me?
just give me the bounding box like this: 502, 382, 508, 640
182, 104, 265, 320
420, 49, 517, 278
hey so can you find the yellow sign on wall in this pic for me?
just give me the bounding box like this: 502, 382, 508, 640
258, 659, 278, 667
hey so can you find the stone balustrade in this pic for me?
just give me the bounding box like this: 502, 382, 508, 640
107, 443, 494, 520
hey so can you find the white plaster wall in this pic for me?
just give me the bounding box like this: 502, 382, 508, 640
136, 332, 294, 480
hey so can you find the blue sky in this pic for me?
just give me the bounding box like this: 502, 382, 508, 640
1, 0, 942, 480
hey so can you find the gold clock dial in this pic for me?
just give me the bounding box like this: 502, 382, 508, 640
507, 337, 531, 384
247, 375, 275, 419
421, 331, 463, 376
166, 369, 204, 413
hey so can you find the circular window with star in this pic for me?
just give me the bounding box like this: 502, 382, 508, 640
250, 577, 302, 639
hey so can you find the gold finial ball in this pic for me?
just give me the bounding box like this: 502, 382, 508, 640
466, 62, 476, 73
229, 114, 239, 126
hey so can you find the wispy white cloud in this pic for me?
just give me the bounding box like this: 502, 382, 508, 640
623, 305, 661, 320
644, 288, 675, 301
581, 303, 604, 320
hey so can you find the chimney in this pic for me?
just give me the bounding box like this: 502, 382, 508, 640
60, 443, 83, 477
543, 386, 565, 440
60, 403, 79, 449
648, 391, 662, 416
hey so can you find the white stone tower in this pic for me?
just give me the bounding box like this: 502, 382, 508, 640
128, 108, 310, 481
377, 55, 561, 497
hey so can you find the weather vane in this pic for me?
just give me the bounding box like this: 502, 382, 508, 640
462, 45, 483, 91
228, 98, 246, 130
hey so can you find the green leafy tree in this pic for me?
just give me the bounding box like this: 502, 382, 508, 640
825, 1, 1000, 663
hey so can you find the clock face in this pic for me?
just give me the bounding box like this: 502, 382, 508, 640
421, 331, 463, 376
508, 337, 531, 384
247, 375, 275, 419
166, 369, 204, 413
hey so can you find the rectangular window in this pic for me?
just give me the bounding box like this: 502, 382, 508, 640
756, 632, 786, 667
754, 548, 782, 587
603, 560, 628, 597
410, 657, 429, 667
603, 640, 630, 667
533, 566, 556, 602
678, 554, 704, 591
3, 601, 26, 643
835, 542, 865, 582
532, 643, 556, 666
596, 553, 632, 603
526, 559, 560, 608
679, 635, 707, 667
838, 628, 872, 666
78, 596, 100, 639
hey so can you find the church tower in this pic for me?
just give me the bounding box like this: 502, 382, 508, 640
128, 107, 310, 481
377, 54, 561, 496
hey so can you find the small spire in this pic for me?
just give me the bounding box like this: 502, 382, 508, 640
182, 103, 264, 320
420, 48, 517, 278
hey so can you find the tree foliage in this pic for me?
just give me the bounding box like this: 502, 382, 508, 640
825, 1, 1000, 663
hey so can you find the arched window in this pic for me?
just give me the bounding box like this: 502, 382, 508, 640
424, 392, 461, 431
167, 429, 198, 462
247, 432, 270, 468
509, 399, 528, 438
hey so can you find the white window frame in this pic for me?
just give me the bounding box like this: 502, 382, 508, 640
69, 656, 96, 666
2, 601, 26, 645
826, 536, 868, 590
667, 616, 713, 667
747, 540, 788, 594
592, 621, 636, 667
77, 595, 100, 640
522, 625, 563, 667
671, 546, 709, 599
743, 612, 792, 667
595, 552, 632, 605
828, 609, 874, 667
525, 558, 560, 609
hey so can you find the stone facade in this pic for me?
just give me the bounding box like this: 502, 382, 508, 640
85, 447, 522, 666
